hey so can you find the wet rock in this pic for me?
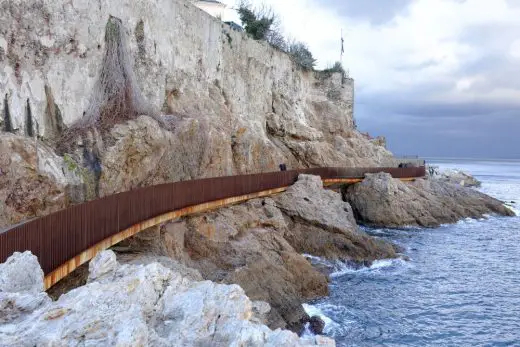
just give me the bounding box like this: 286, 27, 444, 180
345, 173, 515, 228
309, 315, 326, 335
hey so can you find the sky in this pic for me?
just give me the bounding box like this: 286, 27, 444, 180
219, 0, 520, 159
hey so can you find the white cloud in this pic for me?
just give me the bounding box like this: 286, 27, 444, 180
220, 0, 520, 103
510, 40, 520, 59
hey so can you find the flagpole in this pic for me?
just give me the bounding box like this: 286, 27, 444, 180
340, 28, 343, 63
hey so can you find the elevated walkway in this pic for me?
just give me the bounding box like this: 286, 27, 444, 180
0, 166, 425, 289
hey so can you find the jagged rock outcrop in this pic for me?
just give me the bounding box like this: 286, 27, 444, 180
431, 168, 482, 187
0, 251, 44, 294
117, 175, 398, 332
273, 175, 398, 260
0, 251, 51, 325
1, 0, 393, 184
0, 251, 335, 346
160, 198, 329, 333
345, 173, 515, 228
0, 134, 76, 228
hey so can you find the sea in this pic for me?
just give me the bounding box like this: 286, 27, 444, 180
304, 158, 520, 347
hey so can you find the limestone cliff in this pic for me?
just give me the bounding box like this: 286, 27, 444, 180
0, 0, 392, 183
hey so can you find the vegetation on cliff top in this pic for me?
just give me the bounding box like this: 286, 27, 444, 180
236, 1, 349, 75
237, 1, 317, 70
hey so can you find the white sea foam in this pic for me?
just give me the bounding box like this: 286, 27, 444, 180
330, 258, 407, 278
302, 254, 323, 262
304, 253, 408, 277
504, 203, 519, 216
456, 217, 478, 225
302, 303, 345, 335
302, 254, 334, 270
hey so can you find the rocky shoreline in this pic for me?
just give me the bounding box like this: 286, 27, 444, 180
107, 175, 400, 333
345, 172, 513, 228
0, 250, 334, 346
0, 0, 516, 343
0, 171, 516, 346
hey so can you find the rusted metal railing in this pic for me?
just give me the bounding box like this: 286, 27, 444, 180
0, 166, 425, 287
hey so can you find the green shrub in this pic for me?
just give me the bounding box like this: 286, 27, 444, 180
237, 1, 275, 41
237, 1, 317, 70
322, 62, 346, 75
288, 42, 316, 70
320, 61, 349, 84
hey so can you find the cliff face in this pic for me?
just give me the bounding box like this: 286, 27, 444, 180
1, 0, 392, 182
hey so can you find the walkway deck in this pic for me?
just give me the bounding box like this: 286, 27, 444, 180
0, 166, 425, 289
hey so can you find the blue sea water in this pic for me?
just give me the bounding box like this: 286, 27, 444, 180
305, 159, 520, 347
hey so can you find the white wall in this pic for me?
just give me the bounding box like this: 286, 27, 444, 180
194, 2, 227, 18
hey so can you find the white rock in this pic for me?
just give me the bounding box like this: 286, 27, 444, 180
0, 251, 332, 346
87, 249, 117, 282
0, 251, 44, 294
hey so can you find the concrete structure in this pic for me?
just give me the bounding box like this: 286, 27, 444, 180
193, 0, 226, 18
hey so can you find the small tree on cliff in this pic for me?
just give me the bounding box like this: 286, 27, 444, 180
237, 1, 286, 50
288, 41, 316, 70
321, 61, 348, 83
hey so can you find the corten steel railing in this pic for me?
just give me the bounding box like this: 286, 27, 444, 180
0, 166, 425, 284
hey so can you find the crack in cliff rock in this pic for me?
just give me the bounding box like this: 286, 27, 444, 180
3, 93, 13, 133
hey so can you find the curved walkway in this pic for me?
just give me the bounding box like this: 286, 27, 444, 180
0, 166, 425, 289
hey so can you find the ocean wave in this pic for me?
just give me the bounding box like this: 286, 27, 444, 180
302, 303, 347, 335
302, 254, 334, 270
303, 253, 409, 278
330, 258, 408, 278
504, 203, 519, 216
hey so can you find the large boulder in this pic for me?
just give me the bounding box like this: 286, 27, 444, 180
432, 168, 482, 187
0, 251, 51, 325
98, 115, 173, 196
0, 251, 44, 294
345, 173, 515, 228
309, 315, 326, 335
273, 175, 398, 260
0, 251, 334, 346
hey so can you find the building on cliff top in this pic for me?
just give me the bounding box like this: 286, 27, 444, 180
193, 0, 227, 18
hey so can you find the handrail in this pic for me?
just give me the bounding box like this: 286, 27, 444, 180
0, 166, 425, 289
